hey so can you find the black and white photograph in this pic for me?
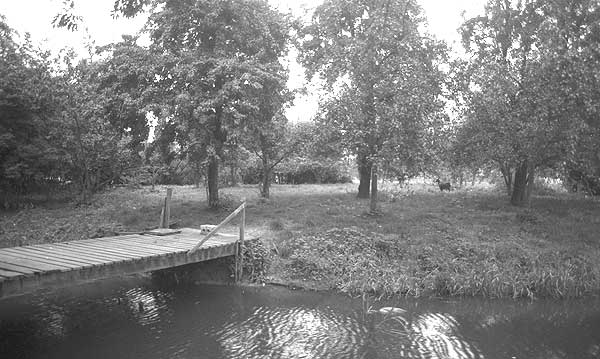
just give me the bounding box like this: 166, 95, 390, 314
1, 0, 600, 358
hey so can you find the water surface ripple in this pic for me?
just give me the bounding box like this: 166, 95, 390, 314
0, 278, 599, 359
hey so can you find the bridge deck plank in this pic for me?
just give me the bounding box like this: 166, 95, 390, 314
3, 247, 113, 266
0, 229, 253, 299
0, 248, 93, 268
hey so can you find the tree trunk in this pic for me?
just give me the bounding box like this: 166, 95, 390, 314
510, 161, 532, 206
526, 164, 535, 207
357, 155, 371, 198
230, 164, 238, 186
207, 103, 225, 208
358, 78, 376, 199
194, 162, 201, 188
79, 166, 91, 205
151, 168, 156, 191
500, 164, 513, 196
370, 164, 378, 213
260, 156, 270, 199
207, 157, 219, 208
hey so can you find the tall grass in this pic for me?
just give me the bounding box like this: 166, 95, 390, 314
1, 182, 599, 299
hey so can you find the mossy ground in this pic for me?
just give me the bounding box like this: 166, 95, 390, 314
1, 182, 599, 299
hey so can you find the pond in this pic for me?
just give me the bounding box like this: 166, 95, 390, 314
1, 277, 599, 359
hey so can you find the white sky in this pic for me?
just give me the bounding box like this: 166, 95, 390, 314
0, 0, 487, 121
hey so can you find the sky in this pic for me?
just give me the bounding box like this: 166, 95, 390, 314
0, 0, 487, 121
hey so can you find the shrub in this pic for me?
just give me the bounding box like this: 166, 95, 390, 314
239, 240, 270, 282
241, 158, 352, 185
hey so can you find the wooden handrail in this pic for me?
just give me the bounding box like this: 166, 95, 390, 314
188, 202, 246, 255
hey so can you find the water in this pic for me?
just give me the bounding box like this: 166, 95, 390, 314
1, 277, 599, 359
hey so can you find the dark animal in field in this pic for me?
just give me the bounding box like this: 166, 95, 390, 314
435, 179, 451, 191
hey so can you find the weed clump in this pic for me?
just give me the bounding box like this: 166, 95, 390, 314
239, 240, 270, 282
283, 227, 600, 299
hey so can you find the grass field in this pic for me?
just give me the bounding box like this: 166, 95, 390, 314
1, 181, 599, 299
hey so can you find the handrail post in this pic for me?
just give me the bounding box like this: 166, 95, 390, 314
237, 201, 246, 281
159, 188, 172, 228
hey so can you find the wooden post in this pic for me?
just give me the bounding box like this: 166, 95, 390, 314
237, 201, 246, 281
160, 188, 172, 228
234, 239, 240, 282
159, 205, 165, 228
165, 188, 172, 227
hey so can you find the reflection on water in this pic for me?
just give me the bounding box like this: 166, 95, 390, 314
0, 277, 599, 359
217, 306, 368, 358
369, 311, 483, 359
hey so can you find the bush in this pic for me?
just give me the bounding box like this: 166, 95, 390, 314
241, 165, 263, 185
241, 158, 352, 185
239, 240, 270, 282
564, 168, 600, 195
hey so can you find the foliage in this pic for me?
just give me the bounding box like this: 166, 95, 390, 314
298, 0, 448, 208
95, 37, 157, 149
240, 121, 351, 185
562, 121, 600, 195
455, 0, 600, 205
274, 121, 351, 184
0, 17, 63, 207
239, 240, 270, 282
142, 0, 293, 207
52, 60, 140, 202
53, 0, 296, 207
243, 110, 292, 198
242, 157, 351, 185
0, 16, 158, 206
52, 0, 83, 31
290, 121, 346, 160
277, 157, 351, 184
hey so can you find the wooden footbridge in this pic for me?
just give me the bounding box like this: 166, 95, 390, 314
0, 199, 252, 299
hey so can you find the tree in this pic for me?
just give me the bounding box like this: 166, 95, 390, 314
543, 0, 600, 195
281, 121, 351, 184
457, 0, 600, 205
53, 0, 294, 207
1, 15, 154, 206
0, 17, 62, 207
245, 112, 290, 198
143, 0, 291, 208
95, 36, 158, 150
237, 59, 293, 198
298, 0, 447, 210
52, 55, 144, 203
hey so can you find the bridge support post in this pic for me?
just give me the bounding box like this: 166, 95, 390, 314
159, 188, 173, 228
236, 201, 246, 282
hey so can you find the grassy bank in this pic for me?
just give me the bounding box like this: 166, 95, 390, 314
1, 183, 599, 299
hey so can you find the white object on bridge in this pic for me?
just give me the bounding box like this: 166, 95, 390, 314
200, 225, 217, 233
